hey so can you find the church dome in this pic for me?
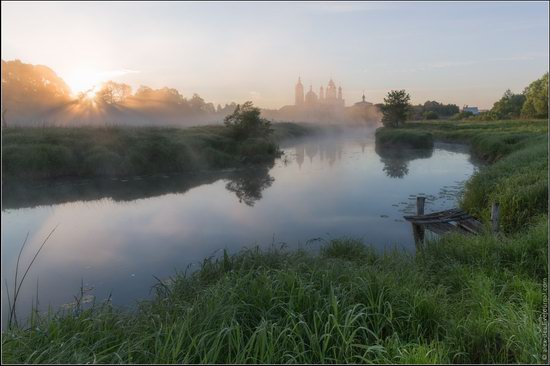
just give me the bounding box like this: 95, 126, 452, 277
305, 86, 318, 105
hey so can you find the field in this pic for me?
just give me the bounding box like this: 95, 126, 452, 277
1, 123, 316, 181
2, 119, 548, 364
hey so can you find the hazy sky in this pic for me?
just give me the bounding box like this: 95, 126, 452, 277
2, 1, 548, 109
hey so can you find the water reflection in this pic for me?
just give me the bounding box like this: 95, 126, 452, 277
3, 173, 226, 210
225, 164, 275, 206
2, 133, 478, 328
290, 139, 345, 167
3, 166, 277, 210
375, 145, 434, 179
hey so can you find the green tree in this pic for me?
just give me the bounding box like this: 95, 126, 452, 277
521, 73, 548, 119
381, 90, 411, 128
424, 111, 439, 120
490, 89, 525, 119
450, 111, 474, 120
224, 101, 273, 140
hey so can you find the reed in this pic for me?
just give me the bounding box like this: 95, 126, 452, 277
2, 219, 547, 364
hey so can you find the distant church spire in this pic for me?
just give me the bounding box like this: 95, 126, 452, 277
295, 77, 304, 105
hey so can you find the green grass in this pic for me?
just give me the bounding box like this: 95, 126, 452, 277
377, 119, 548, 233
2, 220, 547, 364
375, 128, 434, 149
1, 123, 314, 181
2, 118, 547, 363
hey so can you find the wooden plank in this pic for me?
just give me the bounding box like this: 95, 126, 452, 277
404, 206, 484, 238
405, 208, 464, 218
457, 219, 484, 234
424, 222, 461, 235
404, 208, 466, 221
404, 214, 473, 224
405, 210, 468, 220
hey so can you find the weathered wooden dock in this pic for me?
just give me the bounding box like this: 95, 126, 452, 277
403, 197, 495, 245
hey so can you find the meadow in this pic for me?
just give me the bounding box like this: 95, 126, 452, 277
2, 119, 548, 364
1, 123, 316, 181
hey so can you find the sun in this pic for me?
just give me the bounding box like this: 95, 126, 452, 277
63, 68, 103, 97
82, 85, 102, 100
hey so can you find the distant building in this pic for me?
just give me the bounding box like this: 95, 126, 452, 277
354, 92, 373, 107
295, 77, 304, 105
295, 77, 345, 107
261, 78, 380, 124
462, 105, 480, 115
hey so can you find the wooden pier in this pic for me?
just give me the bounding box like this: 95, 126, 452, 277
403, 197, 493, 245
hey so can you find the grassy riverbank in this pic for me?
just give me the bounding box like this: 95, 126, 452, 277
2, 119, 548, 364
1, 122, 315, 180
2, 220, 547, 363
377, 119, 548, 233
375, 128, 434, 149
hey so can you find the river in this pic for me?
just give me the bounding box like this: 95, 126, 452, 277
2, 127, 478, 324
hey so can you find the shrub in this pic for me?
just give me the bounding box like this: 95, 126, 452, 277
450, 111, 474, 120
375, 128, 434, 149
224, 101, 273, 141
424, 111, 439, 120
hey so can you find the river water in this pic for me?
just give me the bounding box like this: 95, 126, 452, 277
2, 128, 478, 324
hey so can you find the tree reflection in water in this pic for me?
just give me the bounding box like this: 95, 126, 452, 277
225, 163, 275, 206
375, 144, 433, 179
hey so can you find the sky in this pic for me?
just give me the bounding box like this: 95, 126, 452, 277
1, 1, 548, 109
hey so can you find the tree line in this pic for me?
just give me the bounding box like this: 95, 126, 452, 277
380, 72, 548, 128
1, 59, 239, 126
471, 73, 548, 120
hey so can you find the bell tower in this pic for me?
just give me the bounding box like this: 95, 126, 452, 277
295, 77, 304, 105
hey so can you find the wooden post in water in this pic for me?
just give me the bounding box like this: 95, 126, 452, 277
417, 196, 425, 216
412, 196, 426, 245
491, 202, 500, 234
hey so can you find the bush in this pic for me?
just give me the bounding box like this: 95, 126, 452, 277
450, 111, 474, 120
82, 146, 123, 176
469, 111, 500, 121
238, 137, 280, 163
424, 111, 439, 120
375, 128, 434, 149
224, 101, 273, 141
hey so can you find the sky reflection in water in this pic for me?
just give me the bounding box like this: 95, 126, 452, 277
2, 132, 477, 323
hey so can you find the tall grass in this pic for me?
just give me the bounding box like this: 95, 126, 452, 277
2, 119, 547, 363
5, 227, 57, 329
375, 128, 434, 149
2, 222, 547, 364
378, 119, 548, 233
2, 123, 314, 181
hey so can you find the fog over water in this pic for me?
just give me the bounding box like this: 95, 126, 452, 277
2, 127, 478, 325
